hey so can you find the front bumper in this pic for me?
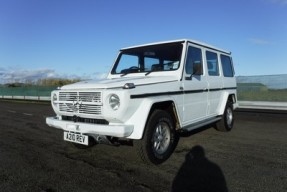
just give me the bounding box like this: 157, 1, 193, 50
46, 117, 134, 138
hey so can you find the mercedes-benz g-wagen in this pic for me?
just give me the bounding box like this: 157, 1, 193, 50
46, 39, 237, 164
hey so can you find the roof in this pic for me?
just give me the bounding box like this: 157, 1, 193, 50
121, 39, 231, 55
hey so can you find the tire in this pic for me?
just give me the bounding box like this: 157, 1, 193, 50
135, 109, 179, 165
215, 101, 234, 132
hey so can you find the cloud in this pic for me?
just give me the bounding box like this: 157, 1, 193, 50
267, 0, 287, 5
85, 72, 107, 80
0, 68, 57, 84
0, 67, 7, 75
0, 67, 107, 84
248, 38, 273, 45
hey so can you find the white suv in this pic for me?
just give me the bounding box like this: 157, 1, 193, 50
46, 39, 237, 164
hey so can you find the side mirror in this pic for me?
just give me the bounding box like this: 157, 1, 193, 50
185, 63, 202, 80
193, 63, 202, 75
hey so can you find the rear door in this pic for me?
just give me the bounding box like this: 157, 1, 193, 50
205, 49, 223, 115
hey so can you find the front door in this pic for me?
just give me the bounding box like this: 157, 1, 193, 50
182, 44, 208, 126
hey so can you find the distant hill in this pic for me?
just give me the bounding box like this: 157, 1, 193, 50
4, 83, 26, 87
236, 74, 287, 89
237, 83, 268, 91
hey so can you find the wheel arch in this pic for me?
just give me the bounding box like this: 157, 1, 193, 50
228, 94, 236, 104
149, 100, 181, 131
218, 93, 237, 115
126, 98, 181, 140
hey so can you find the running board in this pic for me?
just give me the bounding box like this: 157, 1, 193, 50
181, 116, 222, 132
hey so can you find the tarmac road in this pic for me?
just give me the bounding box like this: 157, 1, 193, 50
0, 100, 286, 192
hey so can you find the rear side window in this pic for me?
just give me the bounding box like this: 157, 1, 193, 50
220, 55, 234, 77
206, 51, 219, 76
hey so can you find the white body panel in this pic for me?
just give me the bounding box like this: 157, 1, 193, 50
46, 39, 237, 140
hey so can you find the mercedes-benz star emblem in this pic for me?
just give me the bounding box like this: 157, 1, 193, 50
71, 97, 82, 112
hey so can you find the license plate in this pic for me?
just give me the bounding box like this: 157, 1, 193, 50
64, 132, 89, 145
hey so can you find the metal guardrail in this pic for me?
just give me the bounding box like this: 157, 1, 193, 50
1, 95, 50, 101
238, 101, 287, 111
0, 86, 55, 102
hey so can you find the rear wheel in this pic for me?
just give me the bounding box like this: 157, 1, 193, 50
215, 101, 234, 132
135, 109, 179, 165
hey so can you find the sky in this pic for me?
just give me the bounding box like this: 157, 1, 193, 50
0, 0, 287, 83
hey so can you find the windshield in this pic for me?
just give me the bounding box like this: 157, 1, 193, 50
111, 42, 183, 75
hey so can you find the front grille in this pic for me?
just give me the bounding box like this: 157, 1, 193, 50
62, 116, 109, 125
79, 92, 101, 103
59, 92, 77, 101
59, 103, 102, 115
58, 91, 102, 115
59, 92, 102, 103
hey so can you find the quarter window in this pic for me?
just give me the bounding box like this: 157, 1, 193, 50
220, 55, 234, 77
206, 51, 219, 76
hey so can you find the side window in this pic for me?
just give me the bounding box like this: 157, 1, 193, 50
185, 46, 203, 75
206, 51, 219, 76
220, 55, 234, 77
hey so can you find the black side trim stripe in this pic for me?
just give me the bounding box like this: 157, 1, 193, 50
209, 88, 222, 92
131, 91, 183, 99
209, 87, 237, 92
222, 87, 237, 90
184, 89, 208, 94
130, 87, 237, 99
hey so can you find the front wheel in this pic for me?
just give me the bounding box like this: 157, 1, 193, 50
135, 109, 179, 165
215, 101, 234, 132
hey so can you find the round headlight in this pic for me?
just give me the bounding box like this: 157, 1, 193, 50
53, 93, 57, 101
52, 93, 57, 106
109, 94, 120, 110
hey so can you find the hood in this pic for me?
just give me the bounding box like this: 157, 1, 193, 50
60, 76, 178, 90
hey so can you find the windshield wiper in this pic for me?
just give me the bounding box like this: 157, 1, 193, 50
121, 72, 129, 77
120, 66, 140, 77
145, 71, 153, 76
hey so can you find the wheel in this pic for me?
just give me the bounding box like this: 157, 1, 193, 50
135, 109, 179, 165
215, 101, 234, 132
